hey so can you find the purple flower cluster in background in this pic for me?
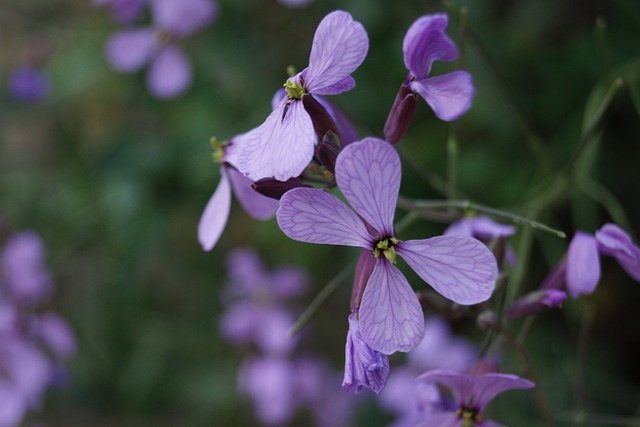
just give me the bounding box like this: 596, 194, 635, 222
0, 225, 76, 427
104, 0, 218, 99
8, 67, 49, 104
219, 248, 355, 426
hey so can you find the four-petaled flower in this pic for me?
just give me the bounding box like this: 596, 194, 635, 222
277, 137, 497, 354
415, 369, 534, 427
238, 10, 369, 181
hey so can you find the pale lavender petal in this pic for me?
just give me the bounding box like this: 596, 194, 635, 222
277, 0, 313, 7
226, 166, 279, 220
416, 412, 462, 427
151, 0, 217, 37
238, 100, 316, 181
270, 267, 309, 299
416, 369, 471, 407
36, 313, 76, 359
4, 340, 50, 405
566, 232, 601, 298
410, 71, 475, 121
595, 223, 640, 281
403, 14, 457, 80
147, 44, 192, 99
0, 383, 26, 427
105, 28, 156, 72
358, 259, 425, 355
335, 137, 400, 236
313, 75, 355, 96
271, 88, 286, 110
444, 217, 516, 239
342, 313, 390, 394
397, 236, 497, 305
224, 247, 266, 294
277, 187, 372, 248
219, 302, 261, 344
470, 373, 535, 410
507, 289, 567, 319
197, 168, 231, 251
305, 11, 369, 94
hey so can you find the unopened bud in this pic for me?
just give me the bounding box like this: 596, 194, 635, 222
507, 290, 567, 319
252, 177, 308, 200
383, 77, 418, 144
351, 250, 376, 312
476, 310, 498, 330
302, 94, 338, 138
318, 132, 341, 174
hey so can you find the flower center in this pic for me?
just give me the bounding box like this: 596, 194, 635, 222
373, 237, 398, 263
210, 137, 225, 164
456, 407, 481, 427
284, 79, 305, 100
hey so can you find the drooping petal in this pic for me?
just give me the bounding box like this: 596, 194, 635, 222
416, 369, 471, 408
147, 44, 192, 99
358, 259, 425, 355
277, 188, 372, 248
566, 232, 601, 298
397, 236, 497, 305
595, 223, 640, 281
151, 0, 217, 37
105, 28, 156, 72
409, 71, 475, 121
313, 75, 355, 96
403, 14, 457, 80
469, 373, 535, 410
197, 168, 231, 251
226, 166, 279, 220
305, 11, 369, 94
335, 138, 400, 236
238, 100, 316, 181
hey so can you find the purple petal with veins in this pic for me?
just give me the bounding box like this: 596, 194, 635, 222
397, 236, 497, 305
336, 138, 400, 236
313, 75, 356, 96
277, 188, 372, 248
566, 232, 600, 297
469, 373, 535, 410
226, 167, 278, 220
238, 100, 316, 181
403, 14, 457, 80
595, 223, 640, 281
409, 71, 475, 121
147, 44, 192, 99
305, 11, 369, 94
358, 258, 425, 355
197, 168, 231, 251
105, 28, 156, 72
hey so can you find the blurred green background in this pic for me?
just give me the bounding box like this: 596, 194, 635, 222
1, 0, 640, 425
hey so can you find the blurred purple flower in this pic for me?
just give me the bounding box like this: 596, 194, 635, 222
444, 216, 518, 267
277, 137, 497, 354
238, 11, 368, 181
542, 223, 640, 298
507, 289, 566, 319
1, 232, 53, 307
415, 369, 534, 427
277, 0, 313, 8
105, 0, 217, 99
93, 0, 147, 23
198, 136, 279, 251
342, 313, 390, 394
8, 66, 49, 103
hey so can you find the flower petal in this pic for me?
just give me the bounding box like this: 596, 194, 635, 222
151, 0, 217, 37
416, 369, 471, 407
336, 138, 400, 236
277, 188, 372, 248
415, 412, 462, 427
358, 259, 425, 355
470, 373, 535, 410
397, 236, 497, 305
305, 11, 369, 94
410, 71, 475, 121
403, 14, 457, 80
313, 75, 355, 96
147, 44, 192, 99
226, 166, 279, 220
238, 100, 316, 181
197, 168, 231, 251
566, 232, 601, 298
595, 223, 640, 281
105, 28, 156, 72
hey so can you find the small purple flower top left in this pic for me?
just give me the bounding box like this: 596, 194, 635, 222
105, 0, 217, 99
415, 369, 534, 427
238, 11, 369, 181
277, 137, 498, 355
197, 136, 279, 251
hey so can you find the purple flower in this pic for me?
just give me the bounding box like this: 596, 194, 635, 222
238, 11, 369, 181
342, 313, 390, 394
198, 136, 279, 251
542, 223, 640, 298
444, 216, 518, 267
105, 0, 217, 99
507, 289, 567, 319
384, 14, 474, 143
8, 66, 49, 103
415, 369, 534, 427
93, 0, 147, 23
277, 137, 497, 354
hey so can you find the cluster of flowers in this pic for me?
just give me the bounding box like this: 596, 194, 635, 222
218, 248, 355, 426
196, 9, 640, 426
0, 219, 76, 427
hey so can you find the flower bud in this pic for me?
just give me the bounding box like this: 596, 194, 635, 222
302, 94, 337, 139
507, 289, 567, 319
383, 76, 418, 144
317, 131, 341, 174
252, 177, 308, 200
350, 250, 376, 312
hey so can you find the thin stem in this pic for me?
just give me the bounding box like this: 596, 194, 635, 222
557, 413, 640, 427
446, 134, 458, 202
579, 178, 635, 238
